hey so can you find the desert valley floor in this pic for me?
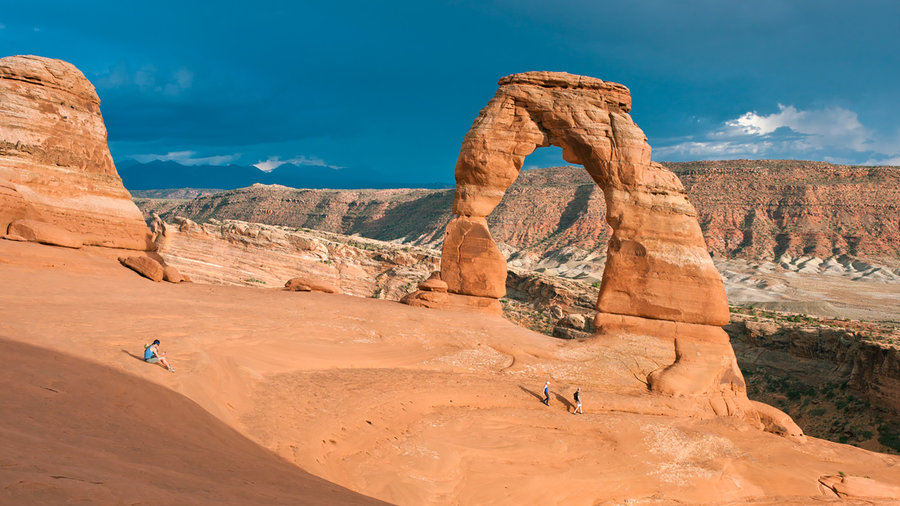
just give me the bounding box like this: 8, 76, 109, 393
2, 240, 898, 505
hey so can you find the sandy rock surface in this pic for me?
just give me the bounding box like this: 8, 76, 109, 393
1, 240, 898, 505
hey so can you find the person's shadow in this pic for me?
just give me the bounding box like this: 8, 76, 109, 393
518, 385, 544, 403
554, 392, 574, 412
121, 349, 145, 362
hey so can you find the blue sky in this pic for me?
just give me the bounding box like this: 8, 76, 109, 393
2, 1, 899, 185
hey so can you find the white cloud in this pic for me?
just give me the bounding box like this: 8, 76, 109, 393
863, 155, 900, 166
253, 155, 343, 172
722, 104, 869, 150
655, 103, 899, 165
95, 64, 193, 96
131, 150, 240, 166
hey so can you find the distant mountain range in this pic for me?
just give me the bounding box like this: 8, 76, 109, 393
116, 160, 451, 190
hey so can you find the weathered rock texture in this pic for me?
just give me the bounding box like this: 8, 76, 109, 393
406, 71, 744, 403
143, 161, 900, 271
118, 256, 165, 282
0, 55, 151, 250
285, 276, 340, 294
154, 218, 440, 300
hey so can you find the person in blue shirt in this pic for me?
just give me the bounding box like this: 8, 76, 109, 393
543, 380, 550, 406
144, 339, 174, 372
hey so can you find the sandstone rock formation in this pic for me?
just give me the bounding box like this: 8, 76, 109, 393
818, 474, 900, 500
119, 256, 165, 282
6, 219, 82, 248
162, 265, 185, 283
0, 55, 152, 250
149, 218, 440, 299
404, 71, 747, 403
285, 276, 340, 294
417, 272, 448, 292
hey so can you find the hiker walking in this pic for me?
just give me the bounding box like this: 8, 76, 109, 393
572, 387, 583, 414
543, 380, 550, 406
144, 339, 175, 372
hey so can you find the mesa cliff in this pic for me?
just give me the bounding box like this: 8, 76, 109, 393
0, 55, 151, 250
141, 160, 900, 266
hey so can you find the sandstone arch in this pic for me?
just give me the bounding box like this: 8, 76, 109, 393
405, 72, 750, 402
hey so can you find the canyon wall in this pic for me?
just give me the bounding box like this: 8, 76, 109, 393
141, 160, 900, 265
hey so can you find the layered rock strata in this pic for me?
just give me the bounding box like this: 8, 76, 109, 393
403, 71, 749, 407
0, 55, 151, 250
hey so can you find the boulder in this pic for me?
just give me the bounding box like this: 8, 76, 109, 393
749, 401, 806, 444
173, 216, 198, 233
119, 256, 164, 282
818, 475, 900, 500
552, 327, 592, 340
548, 305, 565, 320
418, 272, 448, 292
0, 56, 153, 250
556, 313, 586, 330
7, 219, 82, 248
163, 265, 184, 283
401, 290, 502, 316
285, 277, 339, 294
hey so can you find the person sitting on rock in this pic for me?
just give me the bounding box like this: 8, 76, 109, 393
148, 211, 167, 251
144, 339, 174, 372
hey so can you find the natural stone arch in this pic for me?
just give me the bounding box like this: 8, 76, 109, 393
405, 72, 751, 402
444, 71, 728, 325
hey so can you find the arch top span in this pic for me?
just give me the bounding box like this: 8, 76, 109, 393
452, 71, 650, 219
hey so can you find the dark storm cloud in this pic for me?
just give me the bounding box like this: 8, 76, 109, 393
2, 0, 899, 187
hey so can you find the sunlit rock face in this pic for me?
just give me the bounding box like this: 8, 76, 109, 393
0, 55, 152, 250
405, 71, 751, 402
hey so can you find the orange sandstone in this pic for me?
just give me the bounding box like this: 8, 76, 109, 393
0, 55, 152, 250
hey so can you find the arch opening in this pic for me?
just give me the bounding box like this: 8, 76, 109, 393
485, 146, 610, 288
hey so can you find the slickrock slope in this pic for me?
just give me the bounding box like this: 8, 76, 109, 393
0, 338, 383, 505
2, 240, 899, 504
111, 213, 900, 455
0, 55, 151, 250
